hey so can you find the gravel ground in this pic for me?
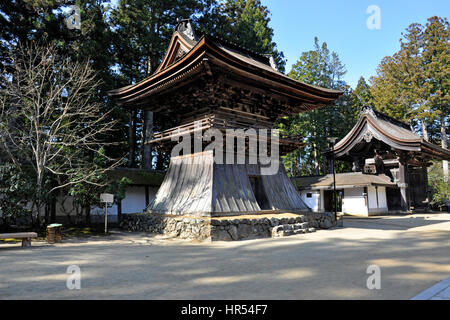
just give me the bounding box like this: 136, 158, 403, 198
1, 213, 450, 300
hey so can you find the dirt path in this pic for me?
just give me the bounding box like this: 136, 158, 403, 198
1, 213, 449, 299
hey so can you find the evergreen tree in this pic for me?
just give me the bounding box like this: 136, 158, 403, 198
422, 17, 449, 180
199, 0, 286, 72
109, 0, 217, 168
370, 16, 449, 180
283, 37, 355, 176
351, 76, 372, 109
370, 23, 426, 132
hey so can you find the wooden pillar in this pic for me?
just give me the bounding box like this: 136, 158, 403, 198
397, 155, 409, 212
326, 156, 334, 174
375, 186, 379, 210
422, 165, 429, 211
319, 190, 325, 211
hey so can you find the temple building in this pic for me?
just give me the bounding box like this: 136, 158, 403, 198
295, 172, 396, 215
295, 106, 450, 216
109, 19, 342, 219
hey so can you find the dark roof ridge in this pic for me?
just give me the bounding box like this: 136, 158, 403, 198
361, 106, 412, 131
199, 32, 272, 66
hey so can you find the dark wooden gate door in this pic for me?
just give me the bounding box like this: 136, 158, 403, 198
408, 168, 427, 209
386, 187, 401, 211
249, 176, 271, 210
324, 190, 334, 211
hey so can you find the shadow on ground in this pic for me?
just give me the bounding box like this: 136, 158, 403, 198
0, 215, 449, 300
343, 214, 450, 231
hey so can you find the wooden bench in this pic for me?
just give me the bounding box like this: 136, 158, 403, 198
0, 232, 38, 247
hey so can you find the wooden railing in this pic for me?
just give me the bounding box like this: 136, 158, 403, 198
148, 112, 303, 145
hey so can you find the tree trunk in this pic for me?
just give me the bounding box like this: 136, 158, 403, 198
441, 115, 448, 182
85, 204, 90, 225
34, 163, 44, 228
50, 197, 56, 223
141, 111, 153, 169
313, 141, 320, 175
117, 200, 122, 225
44, 202, 50, 225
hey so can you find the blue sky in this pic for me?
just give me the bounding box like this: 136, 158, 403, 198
260, 0, 449, 88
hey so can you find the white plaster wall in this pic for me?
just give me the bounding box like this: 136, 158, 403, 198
342, 187, 368, 216
367, 186, 388, 215
121, 186, 158, 214
97, 186, 158, 215
2, 186, 159, 224
378, 187, 387, 210
368, 186, 378, 212
299, 190, 320, 212
52, 186, 158, 220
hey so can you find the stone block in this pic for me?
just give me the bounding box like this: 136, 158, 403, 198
319, 219, 333, 229
237, 223, 252, 239
227, 225, 239, 240
211, 219, 221, 226
270, 217, 279, 227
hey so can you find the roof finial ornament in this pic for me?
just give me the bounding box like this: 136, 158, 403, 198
264, 54, 279, 72
360, 105, 377, 119
175, 18, 197, 41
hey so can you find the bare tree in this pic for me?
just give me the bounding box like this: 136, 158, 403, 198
0, 42, 123, 225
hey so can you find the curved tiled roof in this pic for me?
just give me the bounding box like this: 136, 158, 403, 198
325, 106, 450, 161
293, 172, 397, 190
108, 23, 342, 114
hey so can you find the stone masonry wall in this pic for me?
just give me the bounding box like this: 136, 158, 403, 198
120, 211, 336, 241
120, 214, 211, 240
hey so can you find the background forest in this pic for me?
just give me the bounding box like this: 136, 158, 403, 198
0, 0, 448, 227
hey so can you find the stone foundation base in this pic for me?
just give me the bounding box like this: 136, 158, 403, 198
120, 212, 336, 241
